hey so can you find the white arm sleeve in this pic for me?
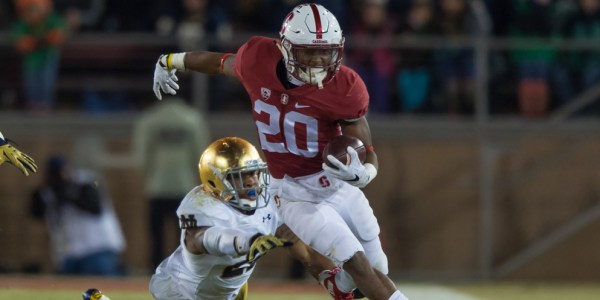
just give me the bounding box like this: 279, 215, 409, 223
199, 226, 255, 257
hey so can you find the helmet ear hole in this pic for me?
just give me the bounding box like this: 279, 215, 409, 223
208, 180, 216, 188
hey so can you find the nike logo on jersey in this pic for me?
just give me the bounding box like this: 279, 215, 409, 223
295, 103, 310, 109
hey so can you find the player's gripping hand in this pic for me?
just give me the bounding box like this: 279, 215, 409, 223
322, 146, 376, 188
247, 234, 293, 261
153, 54, 179, 100
0, 137, 37, 176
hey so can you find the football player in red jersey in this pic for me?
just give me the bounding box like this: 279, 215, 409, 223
153, 3, 408, 300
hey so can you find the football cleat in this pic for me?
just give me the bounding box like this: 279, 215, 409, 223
318, 267, 354, 300
82, 288, 111, 300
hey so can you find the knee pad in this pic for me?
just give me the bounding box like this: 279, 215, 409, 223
362, 238, 389, 274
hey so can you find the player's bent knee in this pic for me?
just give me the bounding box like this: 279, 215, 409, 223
361, 236, 389, 274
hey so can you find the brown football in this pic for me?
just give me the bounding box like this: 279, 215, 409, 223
322, 135, 367, 167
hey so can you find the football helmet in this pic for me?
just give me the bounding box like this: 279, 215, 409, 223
199, 137, 270, 214
279, 3, 344, 88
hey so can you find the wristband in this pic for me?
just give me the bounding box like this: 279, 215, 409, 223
363, 163, 378, 185
220, 53, 233, 73
167, 53, 186, 70
366, 145, 375, 151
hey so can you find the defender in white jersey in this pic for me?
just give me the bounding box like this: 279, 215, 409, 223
150, 137, 336, 300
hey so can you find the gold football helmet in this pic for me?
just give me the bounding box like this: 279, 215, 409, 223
199, 137, 269, 214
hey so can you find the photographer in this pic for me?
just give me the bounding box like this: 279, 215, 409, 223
30, 155, 126, 276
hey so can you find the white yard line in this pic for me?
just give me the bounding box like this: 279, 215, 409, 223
398, 284, 482, 300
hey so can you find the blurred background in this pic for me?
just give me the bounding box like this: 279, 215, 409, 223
1, 0, 599, 285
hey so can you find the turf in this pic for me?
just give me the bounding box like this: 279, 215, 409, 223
452, 282, 600, 300
1, 282, 600, 300
0, 289, 330, 300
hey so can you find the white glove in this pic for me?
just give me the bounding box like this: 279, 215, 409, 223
153, 55, 179, 100
322, 146, 377, 188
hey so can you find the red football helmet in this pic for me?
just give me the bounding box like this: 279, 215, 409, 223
279, 3, 345, 88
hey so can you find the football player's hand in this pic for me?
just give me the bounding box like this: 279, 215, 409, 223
0, 138, 37, 176
153, 54, 179, 100
247, 234, 293, 261
322, 146, 373, 188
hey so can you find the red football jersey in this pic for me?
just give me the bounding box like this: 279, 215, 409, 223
234, 36, 369, 179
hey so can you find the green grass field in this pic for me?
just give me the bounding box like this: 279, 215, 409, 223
1, 282, 600, 300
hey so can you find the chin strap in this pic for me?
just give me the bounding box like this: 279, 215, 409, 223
297, 67, 327, 89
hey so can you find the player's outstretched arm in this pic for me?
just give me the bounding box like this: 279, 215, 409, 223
153, 51, 237, 100
184, 226, 291, 261
0, 131, 37, 176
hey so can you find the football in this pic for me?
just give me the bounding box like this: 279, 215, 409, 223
322, 135, 367, 167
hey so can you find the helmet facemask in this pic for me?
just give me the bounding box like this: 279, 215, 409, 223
281, 38, 344, 88
218, 163, 270, 215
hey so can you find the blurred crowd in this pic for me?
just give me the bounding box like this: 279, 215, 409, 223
2, 0, 600, 117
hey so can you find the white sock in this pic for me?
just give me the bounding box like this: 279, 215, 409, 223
389, 290, 409, 300
334, 270, 356, 293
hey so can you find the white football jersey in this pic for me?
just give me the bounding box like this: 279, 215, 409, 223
150, 186, 281, 300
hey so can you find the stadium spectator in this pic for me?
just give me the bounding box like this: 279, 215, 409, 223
432, 0, 480, 115
506, 0, 558, 117
0, 1, 17, 31
53, 0, 106, 33
12, 0, 66, 112
152, 3, 408, 300
0, 130, 37, 176
29, 154, 126, 276
346, 0, 398, 114
133, 96, 210, 270
169, 0, 232, 51
555, 0, 600, 115
394, 0, 436, 113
